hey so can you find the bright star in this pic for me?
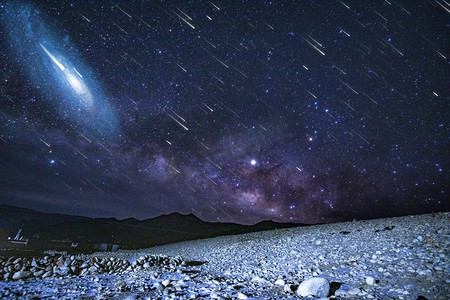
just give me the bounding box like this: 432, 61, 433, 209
250, 159, 256, 166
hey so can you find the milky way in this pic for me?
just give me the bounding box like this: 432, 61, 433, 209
0, 1, 448, 224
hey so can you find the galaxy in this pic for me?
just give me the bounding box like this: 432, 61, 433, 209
1, 2, 118, 138
0, 1, 448, 225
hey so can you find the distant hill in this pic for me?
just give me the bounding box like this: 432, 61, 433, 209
0, 204, 306, 252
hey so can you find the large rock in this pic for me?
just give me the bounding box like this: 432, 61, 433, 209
297, 277, 330, 298
12, 270, 31, 280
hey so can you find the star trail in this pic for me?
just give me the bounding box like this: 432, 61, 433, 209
0, 1, 448, 224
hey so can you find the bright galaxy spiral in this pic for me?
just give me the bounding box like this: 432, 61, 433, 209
2, 2, 118, 138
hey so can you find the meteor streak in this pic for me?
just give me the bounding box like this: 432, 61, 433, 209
39, 43, 65, 71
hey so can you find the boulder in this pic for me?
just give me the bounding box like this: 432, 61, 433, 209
297, 277, 330, 298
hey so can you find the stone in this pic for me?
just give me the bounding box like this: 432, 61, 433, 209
335, 284, 360, 296
366, 276, 375, 286
12, 270, 31, 280
275, 279, 285, 286
31, 258, 41, 269
80, 268, 89, 276
237, 292, 248, 299
251, 276, 268, 283
64, 257, 71, 266
59, 265, 72, 275
89, 266, 98, 273
161, 279, 171, 287
42, 271, 53, 278
56, 259, 64, 267
152, 282, 164, 291
297, 277, 330, 298
3, 272, 11, 281
13, 258, 21, 265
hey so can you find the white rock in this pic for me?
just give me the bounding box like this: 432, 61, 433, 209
12, 270, 31, 280
297, 277, 330, 298
89, 265, 98, 273
42, 271, 52, 278
366, 276, 375, 285
237, 292, 248, 299
161, 279, 171, 286
31, 258, 40, 268
275, 279, 285, 286
251, 276, 267, 283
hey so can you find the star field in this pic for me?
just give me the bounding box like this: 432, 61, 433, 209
0, 1, 448, 224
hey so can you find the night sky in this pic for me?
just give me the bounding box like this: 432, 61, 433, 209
0, 1, 448, 225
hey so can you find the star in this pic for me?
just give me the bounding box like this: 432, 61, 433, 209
0, 0, 447, 225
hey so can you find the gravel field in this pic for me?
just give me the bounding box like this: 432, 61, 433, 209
0, 212, 448, 299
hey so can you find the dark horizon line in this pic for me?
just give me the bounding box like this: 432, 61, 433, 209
0, 202, 445, 228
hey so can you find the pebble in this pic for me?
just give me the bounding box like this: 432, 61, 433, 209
161, 279, 171, 287
366, 276, 375, 286
0, 213, 448, 299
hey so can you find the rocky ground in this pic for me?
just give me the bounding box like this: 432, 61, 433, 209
0, 212, 448, 299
